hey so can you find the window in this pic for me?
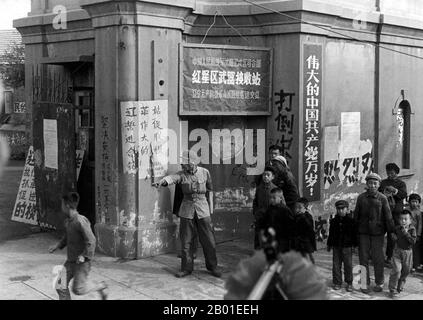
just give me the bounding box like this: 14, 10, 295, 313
396, 100, 411, 169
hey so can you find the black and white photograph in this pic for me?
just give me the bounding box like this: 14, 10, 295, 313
0, 0, 423, 306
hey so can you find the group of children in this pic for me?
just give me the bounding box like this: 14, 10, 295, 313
327, 194, 421, 297
253, 166, 316, 262
252, 166, 423, 297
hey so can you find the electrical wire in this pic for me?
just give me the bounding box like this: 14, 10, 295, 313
201, 11, 218, 44
201, 10, 250, 44
219, 12, 250, 43
242, 0, 423, 61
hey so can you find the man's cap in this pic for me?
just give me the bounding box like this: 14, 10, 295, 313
180, 150, 200, 164
365, 172, 381, 182
335, 200, 349, 208
386, 163, 400, 174
409, 193, 422, 203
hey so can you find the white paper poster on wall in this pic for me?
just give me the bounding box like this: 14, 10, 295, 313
43, 119, 58, 169
120, 100, 168, 179
324, 126, 339, 161
138, 100, 168, 180
340, 112, 360, 158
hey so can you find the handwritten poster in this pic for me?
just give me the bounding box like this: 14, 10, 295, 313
324, 126, 339, 161
11, 146, 38, 225
121, 100, 168, 179
340, 112, 360, 158
43, 119, 58, 169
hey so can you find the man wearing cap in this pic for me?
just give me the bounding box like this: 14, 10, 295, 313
379, 163, 408, 265
353, 172, 395, 293
153, 150, 221, 278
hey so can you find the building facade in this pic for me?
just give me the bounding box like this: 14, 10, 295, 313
14, 0, 423, 257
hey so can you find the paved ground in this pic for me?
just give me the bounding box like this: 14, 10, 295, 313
0, 231, 422, 300
0, 160, 33, 243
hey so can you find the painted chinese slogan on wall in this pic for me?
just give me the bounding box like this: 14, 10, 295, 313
274, 89, 295, 163
180, 44, 272, 115
121, 100, 168, 180
323, 113, 374, 189
303, 44, 322, 201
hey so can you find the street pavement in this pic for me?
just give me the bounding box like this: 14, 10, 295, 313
0, 231, 422, 300
0, 160, 33, 243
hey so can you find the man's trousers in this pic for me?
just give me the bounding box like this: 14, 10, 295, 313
332, 247, 353, 285
180, 214, 218, 273
358, 234, 385, 286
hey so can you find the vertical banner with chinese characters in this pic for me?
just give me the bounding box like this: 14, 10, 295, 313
121, 100, 168, 179
180, 44, 272, 115
138, 100, 168, 180
11, 146, 38, 225
302, 44, 322, 201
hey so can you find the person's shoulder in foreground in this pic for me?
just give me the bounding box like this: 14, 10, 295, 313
224, 250, 328, 300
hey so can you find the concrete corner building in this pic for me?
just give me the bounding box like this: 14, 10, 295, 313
13, 0, 423, 258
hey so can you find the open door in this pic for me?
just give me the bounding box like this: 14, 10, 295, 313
33, 102, 76, 230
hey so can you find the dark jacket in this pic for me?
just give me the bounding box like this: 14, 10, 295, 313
293, 212, 317, 253
392, 225, 416, 250
257, 203, 295, 252
327, 214, 358, 248
353, 191, 395, 236
58, 212, 96, 262
379, 178, 407, 218
253, 181, 278, 222
255, 159, 299, 210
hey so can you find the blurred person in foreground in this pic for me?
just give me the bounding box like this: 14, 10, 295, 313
224, 248, 327, 300
0, 136, 9, 177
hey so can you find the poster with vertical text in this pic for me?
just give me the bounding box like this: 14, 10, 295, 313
302, 43, 322, 201
121, 100, 168, 180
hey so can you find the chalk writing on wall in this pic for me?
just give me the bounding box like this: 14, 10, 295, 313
274, 89, 295, 163
214, 187, 255, 212
99, 115, 112, 224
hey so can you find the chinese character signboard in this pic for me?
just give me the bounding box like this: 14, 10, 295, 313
121, 100, 168, 179
180, 44, 272, 115
302, 44, 322, 201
